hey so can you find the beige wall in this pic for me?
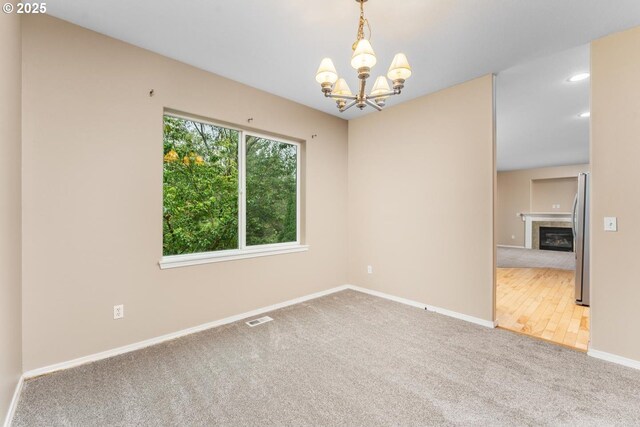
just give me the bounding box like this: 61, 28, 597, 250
0, 5, 22, 421
348, 75, 495, 322
591, 26, 640, 362
496, 164, 589, 246
21, 16, 348, 371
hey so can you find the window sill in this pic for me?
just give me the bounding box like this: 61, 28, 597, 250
159, 244, 309, 269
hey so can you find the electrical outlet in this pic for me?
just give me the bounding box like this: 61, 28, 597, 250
511, 235, 516, 240
367, 265, 373, 274
604, 217, 617, 232
113, 304, 124, 320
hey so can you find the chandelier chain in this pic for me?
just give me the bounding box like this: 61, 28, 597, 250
352, 0, 371, 51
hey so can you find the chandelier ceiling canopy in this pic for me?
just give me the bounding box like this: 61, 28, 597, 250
315, 0, 412, 113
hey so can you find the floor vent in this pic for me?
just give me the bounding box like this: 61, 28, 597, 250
246, 316, 273, 327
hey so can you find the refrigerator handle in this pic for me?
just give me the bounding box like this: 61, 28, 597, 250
572, 193, 578, 237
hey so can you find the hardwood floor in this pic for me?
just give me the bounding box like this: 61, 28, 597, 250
496, 267, 590, 351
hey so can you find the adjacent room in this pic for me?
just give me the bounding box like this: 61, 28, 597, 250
2, 1, 640, 426
495, 45, 591, 350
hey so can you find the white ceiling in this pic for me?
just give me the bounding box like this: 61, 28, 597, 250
46, 0, 640, 122
496, 44, 590, 171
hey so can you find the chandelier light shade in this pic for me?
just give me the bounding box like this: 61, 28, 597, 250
371, 76, 391, 99
315, 0, 412, 112
387, 53, 412, 82
333, 78, 353, 97
315, 58, 339, 86
351, 39, 377, 70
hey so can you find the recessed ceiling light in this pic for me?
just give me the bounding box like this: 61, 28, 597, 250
568, 73, 590, 82
578, 111, 590, 118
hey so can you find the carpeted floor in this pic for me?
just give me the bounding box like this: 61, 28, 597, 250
497, 246, 575, 270
13, 290, 640, 426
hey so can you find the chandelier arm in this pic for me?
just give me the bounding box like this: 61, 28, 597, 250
340, 100, 358, 112
364, 98, 383, 111
325, 93, 358, 101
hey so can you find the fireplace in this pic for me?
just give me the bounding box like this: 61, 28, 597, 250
539, 226, 574, 252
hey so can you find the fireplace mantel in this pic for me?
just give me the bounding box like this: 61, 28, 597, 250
521, 212, 573, 219
520, 212, 573, 249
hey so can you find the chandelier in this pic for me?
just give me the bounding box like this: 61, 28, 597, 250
315, 0, 412, 112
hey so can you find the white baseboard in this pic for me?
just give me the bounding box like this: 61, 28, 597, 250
23, 285, 350, 379
3, 375, 23, 427
496, 244, 525, 249
588, 348, 640, 370
345, 285, 496, 328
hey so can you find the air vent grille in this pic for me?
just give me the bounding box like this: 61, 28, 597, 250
246, 316, 273, 327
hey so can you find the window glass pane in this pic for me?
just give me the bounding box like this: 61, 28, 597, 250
163, 116, 239, 255
246, 136, 297, 246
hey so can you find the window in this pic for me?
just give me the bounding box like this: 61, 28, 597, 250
245, 135, 298, 246
161, 114, 305, 268
162, 116, 240, 255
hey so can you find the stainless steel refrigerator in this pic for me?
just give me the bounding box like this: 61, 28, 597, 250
573, 172, 590, 306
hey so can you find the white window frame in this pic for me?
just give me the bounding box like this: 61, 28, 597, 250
159, 113, 307, 269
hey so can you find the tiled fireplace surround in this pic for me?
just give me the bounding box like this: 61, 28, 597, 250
521, 213, 573, 250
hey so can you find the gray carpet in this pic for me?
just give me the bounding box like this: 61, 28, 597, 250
497, 246, 575, 270
13, 290, 640, 426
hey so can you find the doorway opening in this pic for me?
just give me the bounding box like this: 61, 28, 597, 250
494, 45, 591, 351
